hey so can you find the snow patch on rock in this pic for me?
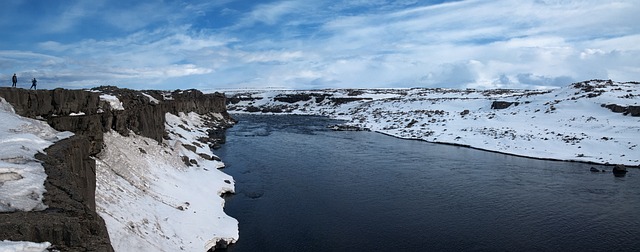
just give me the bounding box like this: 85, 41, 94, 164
0, 98, 73, 212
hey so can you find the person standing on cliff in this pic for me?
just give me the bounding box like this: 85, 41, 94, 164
11, 73, 17, 87
30, 78, 37, 90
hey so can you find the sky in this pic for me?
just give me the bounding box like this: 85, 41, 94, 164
0, 0, 638, 90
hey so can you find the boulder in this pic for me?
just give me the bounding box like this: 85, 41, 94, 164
612, 164, 628, 176
604, 104, 627, 113
628, 106, 640, 116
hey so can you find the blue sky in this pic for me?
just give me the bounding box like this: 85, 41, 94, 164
0, 0, 638, 90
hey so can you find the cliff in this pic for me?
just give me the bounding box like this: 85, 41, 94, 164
0, 86, 231, 251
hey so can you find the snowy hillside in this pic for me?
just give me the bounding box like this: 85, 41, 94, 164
226, 80, 640, 166
94, 111, 238, 251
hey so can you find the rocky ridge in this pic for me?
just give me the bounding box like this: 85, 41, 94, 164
0, 86, 232, 251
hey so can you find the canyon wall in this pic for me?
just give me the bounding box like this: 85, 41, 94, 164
0, 87, 230, 251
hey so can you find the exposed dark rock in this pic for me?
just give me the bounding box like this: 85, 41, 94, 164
208, 239, 231, 251
329, 124, 371, 131
226, 93, 262, 105
0, 135, 113, 252
491, 101, 518, 109
612, 164, 628, 177
182, 144, 197, 153
245, 106, 261, 112
261, 106, 285, 113
313, 94, 331, 103
181, 156, 191, 167
274, 94, 313, 103
0, 88, 100, 118
329, 97, 372, 105
47, 114, 104, 155
605, 104, 627, 113
406, 119, 419, 128
590, 167, 600, 172
91, 86, 231, 143
198, 153, 221, 161
347, 90, 365, 96
604, 104, 640, 116
627, 106, 640, 116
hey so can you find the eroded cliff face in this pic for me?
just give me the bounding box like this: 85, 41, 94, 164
0, 87, 231, 251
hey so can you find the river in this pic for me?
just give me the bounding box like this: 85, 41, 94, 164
217, 114, 640, 252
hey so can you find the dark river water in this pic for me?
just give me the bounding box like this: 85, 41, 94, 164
217, 114, 640, 252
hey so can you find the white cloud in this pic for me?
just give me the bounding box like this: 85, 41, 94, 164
2, 0, 639, 90
234, 1, 305, 27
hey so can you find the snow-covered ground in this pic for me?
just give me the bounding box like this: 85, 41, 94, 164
226, 80, 640, 166
94, 111, 237, 251
0, 98, 73, 212
0, 240, 50, 252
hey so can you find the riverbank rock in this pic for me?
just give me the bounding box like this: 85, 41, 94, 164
612, 164, 628, 176
329, 124, 371, 131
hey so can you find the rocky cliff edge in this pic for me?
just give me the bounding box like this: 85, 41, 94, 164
0, 86, 232, 251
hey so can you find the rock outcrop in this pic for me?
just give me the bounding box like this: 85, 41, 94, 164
0, 86, 231, 251
603, 104, 640, 116
0, 135, 113, 251
491, 101, 519, 109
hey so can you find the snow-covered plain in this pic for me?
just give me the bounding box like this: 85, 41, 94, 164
94, 111, 237, 251
226, 80, 640, 166
0, 98, 72, 213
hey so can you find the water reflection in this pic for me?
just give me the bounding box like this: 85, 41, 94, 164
218, 114, 640, 252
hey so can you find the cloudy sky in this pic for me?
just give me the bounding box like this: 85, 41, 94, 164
0, 0, 638, 90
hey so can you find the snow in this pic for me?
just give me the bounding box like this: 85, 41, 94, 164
0, 98, 73, 212
226, 80, 640, 166
69, 112, 85, 116
0, 240, 50, 252
95, 112, 237, 252
100, 94, 125, 110
141, 93, 160, 104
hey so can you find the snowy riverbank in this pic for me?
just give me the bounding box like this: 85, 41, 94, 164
94, 112, 238, 251
225, 80, 640, 166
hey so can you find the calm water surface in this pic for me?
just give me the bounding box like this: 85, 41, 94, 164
217, 114, 640, 252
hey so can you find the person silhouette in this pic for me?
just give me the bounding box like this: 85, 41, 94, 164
12, 73, 17, 87
30, 78, 37, 90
